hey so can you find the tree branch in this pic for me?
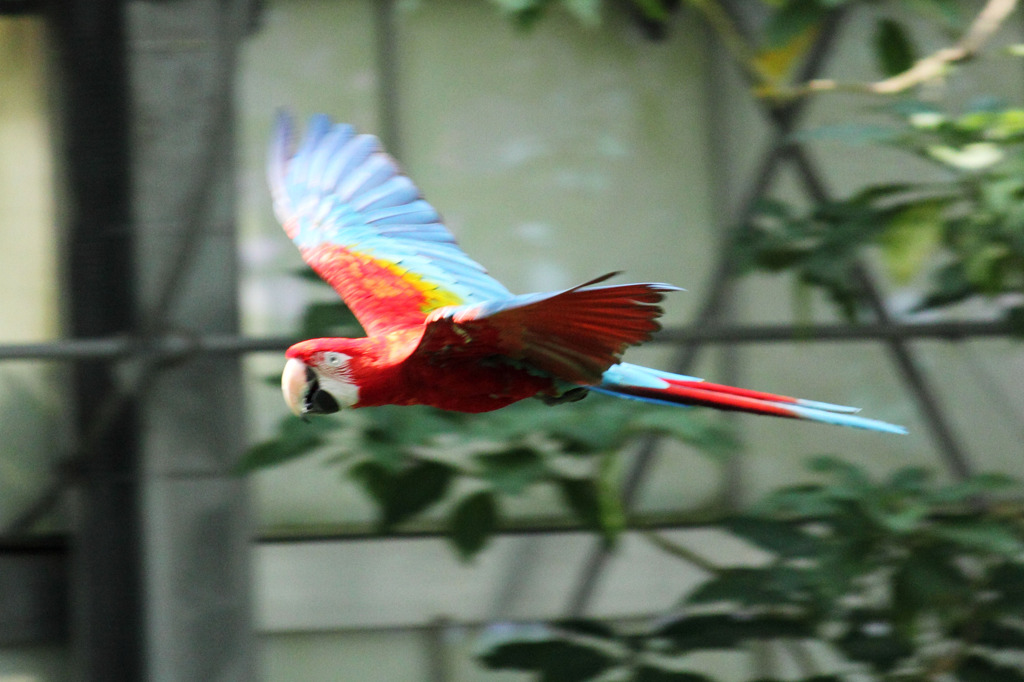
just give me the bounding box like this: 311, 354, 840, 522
769, 0, 1018, 99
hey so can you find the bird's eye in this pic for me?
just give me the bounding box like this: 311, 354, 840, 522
323, 352, 346, 367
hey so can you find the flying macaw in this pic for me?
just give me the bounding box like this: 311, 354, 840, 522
270, 113, 906, 435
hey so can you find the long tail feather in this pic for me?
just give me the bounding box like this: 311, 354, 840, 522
598, 363, 907, 434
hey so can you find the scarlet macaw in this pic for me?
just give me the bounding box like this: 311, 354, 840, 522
271, 113, 906, 434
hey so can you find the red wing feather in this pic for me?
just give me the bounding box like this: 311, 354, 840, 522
415, 274, 681, 384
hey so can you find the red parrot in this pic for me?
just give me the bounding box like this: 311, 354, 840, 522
270, 113, 906, 434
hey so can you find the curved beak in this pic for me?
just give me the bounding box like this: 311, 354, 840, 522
281, 358, 309, 417
281, 357, 341, 418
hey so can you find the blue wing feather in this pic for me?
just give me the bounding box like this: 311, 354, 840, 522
269, 112, 513, 333
311, 125, 357, 193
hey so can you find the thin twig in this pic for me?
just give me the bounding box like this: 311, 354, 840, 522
770, 0, 1018, 99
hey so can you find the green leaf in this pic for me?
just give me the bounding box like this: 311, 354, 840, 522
563, 0, 601, 26
358, 406, 467, 469
927, 472, 1018, 504
1007, 305, 1024, 338
595, 450, 625, 540
965, 621, 1024, 649
957, 654, 1024, 682
235, 417, 335, 472
349, 460, 392, 508
888, 467, 932, 495
833, 611, 913, 672
634, 666, 712, 682
552, 619, 618, 639
893, 546, 969, 614
630, 0, 670, 22
475, 446, 548, 495
653, 613, 813, 653
990, 562, 1024, 611
989, 108, 1024, 139
725, 517, 821, 557
351, 460, 455, 529
815, 522, 879, 600
808, 456, 874, 500
687, 569, 766, 606
687, 567, 813, 608
628, 409, 739, 459
879, 200, 945, 284
555, 458, 624, 542
489, 0, 554, 30
558, 477, 606, 534
873, 18, 916, 77
876, 501, 930, 533
475, 622, 619, 681
449, 491, 498, 560
547, 397, 633, 453
752, 484, 838, 518
965, 242, 1012, 292
930, 520, 1024, 557
764, 0, 826, 49
915, 262, 974, 311
927, 142, 1005, 170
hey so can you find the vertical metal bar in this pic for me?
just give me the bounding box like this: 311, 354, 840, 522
424, 617, 452, 682
47, 0, 145, 678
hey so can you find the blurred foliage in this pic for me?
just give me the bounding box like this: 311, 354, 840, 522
485, 0, 963, 43
477, 459, 1024, 681
738, 99, 1024, 328
240, 392, 737, 558
486, 0, 676, 32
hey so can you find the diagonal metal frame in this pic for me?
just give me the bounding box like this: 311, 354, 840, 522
564, 1, 975, 617
565, 4, 851, 617
790, 149, 973, 479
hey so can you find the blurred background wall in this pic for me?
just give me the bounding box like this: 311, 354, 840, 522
1, 0, 1023, 680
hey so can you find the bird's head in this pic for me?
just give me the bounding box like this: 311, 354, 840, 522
281, 340, 361, 418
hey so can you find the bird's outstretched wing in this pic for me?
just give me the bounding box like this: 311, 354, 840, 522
268, 112, 512, 336
415, 273, 681, 384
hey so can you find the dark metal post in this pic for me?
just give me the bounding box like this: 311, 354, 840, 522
47, 0, 145, 678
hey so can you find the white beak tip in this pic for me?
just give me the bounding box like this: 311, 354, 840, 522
281, 357, 308, 417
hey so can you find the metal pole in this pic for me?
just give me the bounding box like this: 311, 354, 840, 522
0, 319, 1014, 365
47, 0, 146, 678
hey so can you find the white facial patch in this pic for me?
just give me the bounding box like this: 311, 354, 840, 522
317, 352, 360, 408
